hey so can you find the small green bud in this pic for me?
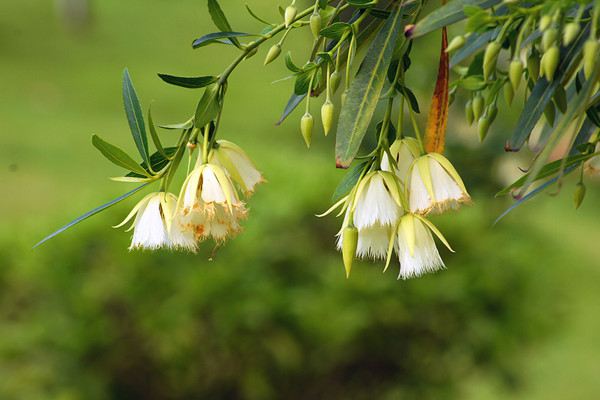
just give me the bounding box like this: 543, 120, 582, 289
446, 35, 466, 53
563, 22, 580, 45
504, 81, 514, 105
301, 112, 313, 148
284, 5, 297, 28
321, 100, 334, 136
539, 15, 552, 31
478, 116, 491, 142
330, 71, 341, 94
509, 59, 523, 91
264, 44, 281, 65
486, 104, 498, 123
465, 100, 474, 126
310, 12, 322, 39
483, 41, 501, 80
342, 225, 358, 278
553, 85, 567, 113
574, 182, 586, 209
472, 94, 484, 121
541, 45, 559, 81
527, 52, 540, 81
544, 102, 555, 126
542, 28, 558, 52
583, 39, 599, 79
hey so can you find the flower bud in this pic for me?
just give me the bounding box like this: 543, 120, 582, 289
583, 39, 599, 79
563, 22, 580, 45
542, 28, 558, 52
544, 102, 555, 125
342, 225, 358, 278
528, 52, 540, 81
465, 100, 474, 126
553, 85, 567, 113
539, 15, 551, 31
446, 35, 466, 53
504, 81, 514, 105
574, 182, 586, 209
301, 112, 313, 148
310, 12, 322, 39
486, 104, 498, 123
483, 41, 501, 80
472, 94, 484, 121
264, 44, 282, 65
284, 5, 297, 28
330, 72, 341, 95
509, 59, 523, 91
321, 100, 334, 136
541, 45, 559, 81
478, 116, 491, 142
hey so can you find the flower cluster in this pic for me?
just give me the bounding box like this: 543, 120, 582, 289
117, 140, 263, 251
325, 138, 470, 279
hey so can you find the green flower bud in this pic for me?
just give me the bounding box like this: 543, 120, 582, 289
528, 52, 540, 81
330, 71, 341, 94
465, 100, 474, 126
321, 100, 334, 136
301, 112, 313, 148
509, 59, 523, 91
478, 116, 491, 142
483, 41, 501, 80
563, 22, 580, 45
264, 44, 282, 65
446, 35, 466, 53
342, 225, 358, 278
539, 15, 552, 31
472, 94, 484, 121
284, 5, 297, 28
310, 12, 322, 39
541, 45, 559, 81
542, 28, 558, 52
504, 81, 514, 105
583, 39, 599, 79
553, 85, 567, 113
544, 102, 555, 125
574, 182, 586, 209
486, 104, 498, 123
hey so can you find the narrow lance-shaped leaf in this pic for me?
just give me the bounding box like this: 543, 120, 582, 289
424, 25, 449, 153
92, 135, 150, 177
157, 74, 218, 89
148, 105, 167, 158
194, 83, 221, 130
335, 5, 405, 168
122, 68, 150, 165
208, 0, 242, 48
192, 32, 255, 49
33, 183, 150, 248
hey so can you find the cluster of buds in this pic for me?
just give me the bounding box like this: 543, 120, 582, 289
117, 139, 264, 251
323, 138, 470, 279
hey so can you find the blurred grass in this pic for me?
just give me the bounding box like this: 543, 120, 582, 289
1, 0, 600, 399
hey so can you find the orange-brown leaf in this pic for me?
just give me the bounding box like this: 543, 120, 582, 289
424, 26, 449, 154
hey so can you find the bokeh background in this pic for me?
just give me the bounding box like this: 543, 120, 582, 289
1, 1, 600, 399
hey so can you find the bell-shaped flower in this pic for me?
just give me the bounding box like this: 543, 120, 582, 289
381, 137, 421, 183
210, 140, 264, 195
395, 214, 453, 279
115, 192, 196, 251
408, 153, 470, 214
352, 171, 404, 230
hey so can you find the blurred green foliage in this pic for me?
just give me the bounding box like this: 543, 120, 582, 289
1, 1, 600, 399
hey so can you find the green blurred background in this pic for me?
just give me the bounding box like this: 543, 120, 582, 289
1, 0, 600, 399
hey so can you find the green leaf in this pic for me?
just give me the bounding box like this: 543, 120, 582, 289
194, 83, 221, 128
347, 0, 378, 8
335, 5, 405, 168
332, 161, 368, 202
126, 147, 178, 178
157, 74, 218, 89
92, 135, 150, 177
122, 68, 150, 166
159, 120, 194, 130
148, 106, 167, 158
192, 32, 255, 49
33, 183, 150, 248
395, 84, 420, 113
284, 52, 302, 73
208, 0, 242, 48
320, 22, 351, 40
459, 75, 487, 90
450, 27, 499, 68
245, 4, 273, 26
409, 0, 501, 39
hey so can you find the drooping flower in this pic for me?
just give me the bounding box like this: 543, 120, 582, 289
395, 213, 453, 279
210, 140, 265, 194
115, 192, 196, 251
408, 153, 470, 214
381, 137, 421, 183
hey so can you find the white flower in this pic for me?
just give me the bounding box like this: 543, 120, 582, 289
210, 140, 264, 194
336, 220, 392, 260
396, 214, 453, 279
408, 153, 470, 214
115, 192, 196, 251
178, 161, 247, 242
352, 171, 404, 229
381, 137, 421, 183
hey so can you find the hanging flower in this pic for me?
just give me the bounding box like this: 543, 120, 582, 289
178, 161, 247, 242
584, 142, 600, 175
408, 153, 470, 214
210, 140, 265, 194
115, 192, 196, 251
381, 137, 421, 183
395, 213, 453, 279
